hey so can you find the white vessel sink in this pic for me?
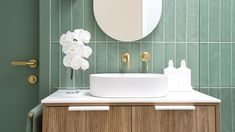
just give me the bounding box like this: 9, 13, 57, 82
90, 73, 168, 98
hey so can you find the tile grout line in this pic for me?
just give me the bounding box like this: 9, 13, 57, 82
128, 42, 130, 73
59, 0, 62, 88
151, 30, 154, 73
231, 0, 234, 130
82, 0, 85, 89
174, 0, 177, 64
162, 0, 165, 68
118, 41, 120, 72
94, 23, 97, 74
219, 0, 222, 89
208, 0, 210, 88
186, 0, 188, 62
71, 0, 75, 88
106, 36, 108, 73
219, 1, 222, 130
198, 0, 200, 90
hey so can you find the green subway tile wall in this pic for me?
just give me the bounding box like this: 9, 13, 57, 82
47, 0, 235, 131
199, 0, 235, 132
50, 0, 200, 90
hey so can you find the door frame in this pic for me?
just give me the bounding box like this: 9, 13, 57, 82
39, 0, 51, 99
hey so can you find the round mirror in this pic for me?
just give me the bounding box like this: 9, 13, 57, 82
94, 0, 162, 42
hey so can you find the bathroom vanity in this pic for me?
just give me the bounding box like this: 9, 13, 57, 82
42, 90, 220, 132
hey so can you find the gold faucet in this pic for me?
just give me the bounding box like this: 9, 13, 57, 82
121, 52, 130, 69
141, 52, 151, 72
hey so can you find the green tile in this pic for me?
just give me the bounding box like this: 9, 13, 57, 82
208, 88, 220, 99
233, 89, 235, 132
83, 42, 96, 88
199, 43, 209, 87
95, 23, 106, 41
176, 43, 187, 68
142, 32, 153, 41
107, 35, 118, 41
209, 0, 221, 42
130, 42, 141, 73
187, 0, 199, 42
107, 42, 119, 73
221, 0, 232, 42
221, 88, 232, 132
96, 42, 106, 73
176, 0, 186, 42
51, 43, 59, 87
153, 43, 164, 73
187, 43, 199, 87
232, 43, 235, 86
221, 44, 231, 87
84, 0, 95, 41
119, 42, 130, 72
51, 0, 59, 41
199, 0, 209, 42
61, 0, 72, 32
164, 0, 175, 42
72, 0, 83, 29
209, 43, 220, 86
153, 16, 164, 42
200, 88, 209, 94
233, 0, 235, 42
164, 43, 175, 67
194, 88, 199, 91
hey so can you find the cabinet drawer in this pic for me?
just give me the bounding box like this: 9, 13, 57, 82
132, 106, 216, 132
43, 106, 132, 132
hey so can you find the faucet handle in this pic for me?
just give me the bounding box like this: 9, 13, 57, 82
141, 52, 151, 62
121, 52, 130, 69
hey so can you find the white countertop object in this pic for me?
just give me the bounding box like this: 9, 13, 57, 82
41, 90, 221, 104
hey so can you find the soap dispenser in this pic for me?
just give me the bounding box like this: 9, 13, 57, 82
178, 60, 192, 91
164, 60, 178, 91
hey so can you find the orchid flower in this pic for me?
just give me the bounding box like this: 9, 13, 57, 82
59, 29, 92, 79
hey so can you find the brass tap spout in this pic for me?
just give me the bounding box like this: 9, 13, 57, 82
121, 52, 130, 69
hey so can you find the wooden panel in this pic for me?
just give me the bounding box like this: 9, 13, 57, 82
43, 107, 68, 132
43, 106, 131, 132
132, 106, 197, 132
196, 106, 216, 132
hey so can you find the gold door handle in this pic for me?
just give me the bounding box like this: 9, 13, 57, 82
11, 59, 37, 68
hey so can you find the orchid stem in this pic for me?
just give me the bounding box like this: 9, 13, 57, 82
70, 69, 74, 80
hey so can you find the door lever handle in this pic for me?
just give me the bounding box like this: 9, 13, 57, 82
11, 59, 37, 68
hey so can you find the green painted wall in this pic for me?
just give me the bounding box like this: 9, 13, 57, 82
40, 0, 235, 131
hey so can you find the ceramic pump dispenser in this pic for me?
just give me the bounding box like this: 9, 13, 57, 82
178, 60, 192, 91
164, 60, 178, 91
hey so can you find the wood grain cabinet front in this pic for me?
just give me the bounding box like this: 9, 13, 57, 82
43, 105, 219, 132
43, 106, 132, 132
132, 105, 217, 132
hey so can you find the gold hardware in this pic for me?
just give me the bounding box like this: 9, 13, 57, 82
141, 52, 151, 62
28, 75, 38, 84
121, 52, 130, 69
11, 59, 37, 68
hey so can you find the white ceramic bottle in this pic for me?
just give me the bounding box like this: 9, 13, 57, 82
164, 60, 178, 91
178, 60, 192, 91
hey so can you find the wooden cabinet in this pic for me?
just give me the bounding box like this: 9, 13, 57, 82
132, 106, 217, 132
43, 106, 132, 132
43, 104, 219, 132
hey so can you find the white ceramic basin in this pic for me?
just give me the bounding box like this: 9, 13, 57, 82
90, 73, 168, 98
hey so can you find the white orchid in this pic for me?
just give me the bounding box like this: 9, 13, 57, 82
59, 29, 92, 73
